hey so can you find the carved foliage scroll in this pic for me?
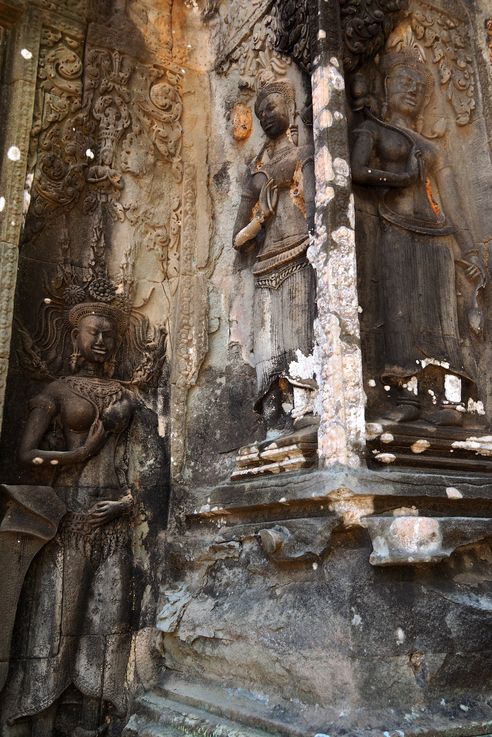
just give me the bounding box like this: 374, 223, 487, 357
272, 0, 407, 74
214, 0, 291, 96
340, 0, 409, 70
27, 28, 183, 238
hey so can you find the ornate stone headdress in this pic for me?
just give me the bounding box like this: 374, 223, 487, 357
64, 276, 130, 336
381, 48, 434, 98
17, 226, 165, 385
254, 71, 295, 117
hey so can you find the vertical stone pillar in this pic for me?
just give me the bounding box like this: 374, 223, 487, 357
309, 0, 365, 468
0, 1, 40, 432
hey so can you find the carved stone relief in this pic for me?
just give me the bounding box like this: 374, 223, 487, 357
213, 0, 291, 101
0, 2, 189, 734
272, 0, 408, 76
349, 0, 492, 469
230, 76, 318, 477
486, 18, 492, 65
387, 2, 476, 126
1, 249, 165, 735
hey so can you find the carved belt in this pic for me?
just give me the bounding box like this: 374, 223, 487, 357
253, 238, 310, 290
58, 511, 132, 564
254, 256, 309, 290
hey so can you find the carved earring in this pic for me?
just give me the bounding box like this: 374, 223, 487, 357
105, 357, 115, 378
70, 346, 80, 373
288, 124, 299, 146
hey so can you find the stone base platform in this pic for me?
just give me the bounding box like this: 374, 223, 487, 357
124, 676, 492, 737
231, 425, 318, 481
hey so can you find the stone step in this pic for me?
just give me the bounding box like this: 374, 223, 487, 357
123, 690, 280, 737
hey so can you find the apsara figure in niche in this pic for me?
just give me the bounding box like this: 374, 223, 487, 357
2, 265, 163, 737
233, 74, 317, 447
351, 49, 486, 427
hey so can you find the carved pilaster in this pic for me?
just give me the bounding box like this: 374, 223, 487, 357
0, 5, 41, 431
309, 0, 365, 467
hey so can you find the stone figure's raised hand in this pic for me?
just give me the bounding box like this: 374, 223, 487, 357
88, 491, 132, 528
457, 253, 486, 283
88, 499, 123, 527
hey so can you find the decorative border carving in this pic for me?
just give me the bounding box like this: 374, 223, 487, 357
215, 0, 274, 73
170, 163, 208, 477
0, 7, 42, 430
485, 19, 492, 65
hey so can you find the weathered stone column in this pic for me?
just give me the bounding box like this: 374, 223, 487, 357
0, 1, 40, 432
309, 0, 366, 468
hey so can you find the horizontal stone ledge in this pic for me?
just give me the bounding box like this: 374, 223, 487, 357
187, 466, 492, 521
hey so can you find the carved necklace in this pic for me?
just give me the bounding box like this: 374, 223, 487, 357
62, 376, 125, 413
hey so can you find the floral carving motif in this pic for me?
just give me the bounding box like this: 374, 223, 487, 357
215, 0, 290, 96
272, 0, 406, 74
273, 0, 313, 74
26, 30, 183, 239
340, 0, 408, 71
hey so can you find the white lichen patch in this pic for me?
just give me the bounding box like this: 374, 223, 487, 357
366, 422, 383, 440
327, 64, 345, 91
289, 349, 316, 382
318, 29, 326, 40
444, 374, 461, 403
319, 109, 333, 130
368, 379, 376, 388
446, 487, 463, 499
418, 357, 450, 370
7, 145, 21, 161
333, 157, 350, 187
328, 490, 374, 527
315, 183, 335, 210
396, 627, 405, 644
21, 48, 32, 59
331, 225, 355, 249
381, 432, 394, 444
406, 376, 418, 395
351, 609, 362, 627
375, 452, 396, 464
452, 436, 492, 455
393, 506, 418, 517
467, 398, 485, 415
86, 148, 95, 159
315, 145, 334, 184
0, 196, 5, 212
411, 439, 430, 454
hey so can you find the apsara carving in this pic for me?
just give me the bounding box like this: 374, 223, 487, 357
387, 2, 476, 126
